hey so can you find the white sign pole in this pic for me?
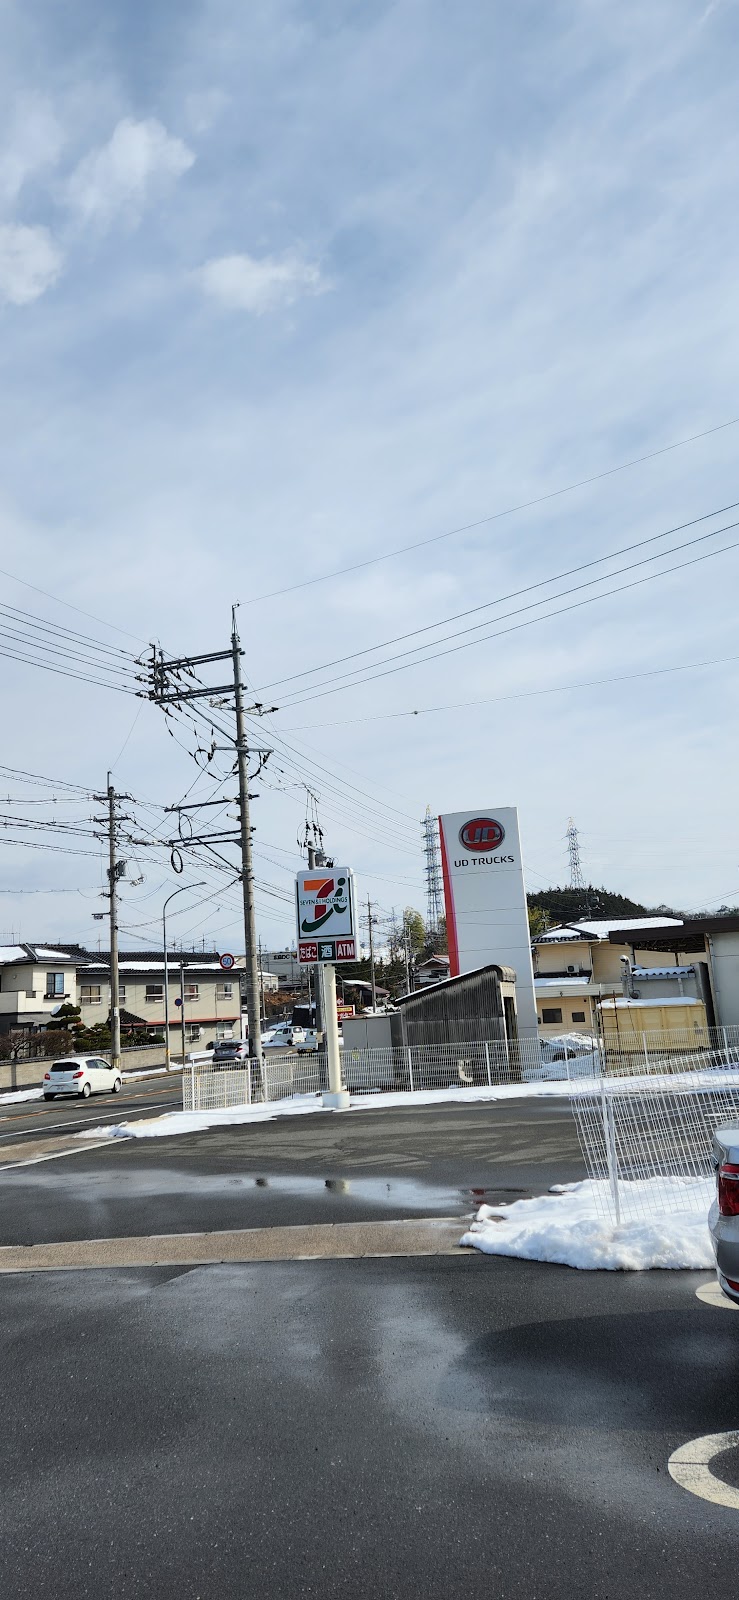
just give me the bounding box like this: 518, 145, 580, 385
320, 963, 349, 1109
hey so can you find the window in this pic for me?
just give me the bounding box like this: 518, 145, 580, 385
541, 1007, 563, 1024
184, 983, 199, 1001
79, 985, 102, 1005
185, 1023, 202, 1042
216, 982, 233, 1000
145, 985, 164, 1003
119, 985, 126, 1004
572, 1011, 586, 1023
45, 972, 64, 996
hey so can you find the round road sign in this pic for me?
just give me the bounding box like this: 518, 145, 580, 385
220, 952, 236, 970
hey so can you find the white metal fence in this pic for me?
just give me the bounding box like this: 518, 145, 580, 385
567, 1025, 739, 1222
182, 1035, 558, 1111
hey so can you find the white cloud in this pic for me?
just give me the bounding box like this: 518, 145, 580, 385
196, 249, 327, 313
0, 96, 63, 205
0, 223, 62, 305
66, 117, 195, 226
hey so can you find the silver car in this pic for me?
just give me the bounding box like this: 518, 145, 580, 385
709, 1126, 739, 1302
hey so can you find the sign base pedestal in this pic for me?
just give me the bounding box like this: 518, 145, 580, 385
322, 1090, 350, 1110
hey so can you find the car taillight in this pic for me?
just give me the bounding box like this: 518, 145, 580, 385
718, 1163, 739, 1216
44, 1073, 50, 1080
72, 1070, 84, 1079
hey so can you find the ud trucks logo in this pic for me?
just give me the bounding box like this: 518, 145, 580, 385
459, 817, 505, 852
300, 875, 349, 934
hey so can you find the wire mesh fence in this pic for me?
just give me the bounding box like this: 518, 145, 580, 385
182, 1035, 557, 1111
567, 1025, 739, 1222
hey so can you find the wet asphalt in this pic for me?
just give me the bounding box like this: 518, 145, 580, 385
1, 1098, 737, 1597
0, 1099, 583, 1245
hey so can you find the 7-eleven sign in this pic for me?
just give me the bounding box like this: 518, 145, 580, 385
296, 867, 356, 961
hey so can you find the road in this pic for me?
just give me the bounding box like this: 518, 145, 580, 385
0, 1096, 737, 1598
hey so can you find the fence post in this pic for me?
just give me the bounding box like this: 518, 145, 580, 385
407, 1046, 414, 1093
600, 1085, 621, 1225
723, 1026, 729, 1066
484, 1041, 492, 1087
642, 1032, 649, 1072
190, 1055, 195, 1112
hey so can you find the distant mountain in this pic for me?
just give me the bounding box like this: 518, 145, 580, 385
526, 885, 677, 928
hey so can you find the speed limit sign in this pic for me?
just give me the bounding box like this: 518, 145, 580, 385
219, 952, 236, 971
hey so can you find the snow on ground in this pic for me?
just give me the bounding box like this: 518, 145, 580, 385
462, 1178, 715, 1270
78, 1079, 577, 1141
0, 1087, 43, 1105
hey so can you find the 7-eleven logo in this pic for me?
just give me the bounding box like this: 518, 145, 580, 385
300, 875, 348, 934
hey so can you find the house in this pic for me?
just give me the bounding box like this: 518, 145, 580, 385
0, 943, 248, 1049
0, 943, 89, 1033
414, 954, 451, 988
531, 917, 712, 1036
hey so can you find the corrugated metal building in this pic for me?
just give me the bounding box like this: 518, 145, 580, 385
389, 962, 517, 1051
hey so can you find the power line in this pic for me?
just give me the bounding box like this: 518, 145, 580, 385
260, 500, 739, 692
242, 415, 739, 604
272, 532, 739, 708
278, 649, 739, 730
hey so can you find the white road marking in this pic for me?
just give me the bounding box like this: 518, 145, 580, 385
0, 1098, 180, 1142
0, 1140, 114, 1172
669, 1431, 739, 1509
696, 1281, 739, 1311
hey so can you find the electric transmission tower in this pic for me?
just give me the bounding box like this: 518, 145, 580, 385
422, 805, 443, 942
566, 817, 585, 891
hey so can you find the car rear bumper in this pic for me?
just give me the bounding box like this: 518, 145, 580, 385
708, 1202, 739, 1295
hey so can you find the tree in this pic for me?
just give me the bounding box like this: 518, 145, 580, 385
403, 907, 426, 955
528, 904, 549, 939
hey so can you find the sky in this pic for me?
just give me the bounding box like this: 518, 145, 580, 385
1, 0, 739, 957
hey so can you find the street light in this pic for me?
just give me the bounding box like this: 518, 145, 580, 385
163, 883, 205, 1071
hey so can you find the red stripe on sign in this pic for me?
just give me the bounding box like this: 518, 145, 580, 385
438, 818, 460, 977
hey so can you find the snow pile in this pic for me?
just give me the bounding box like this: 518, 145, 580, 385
78, 1079, 581, 1142
0, 1087, 43, 1105
462, 1178, 715, 1270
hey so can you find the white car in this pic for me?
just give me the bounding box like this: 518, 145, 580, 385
43, 1055, 123, 1100
262, 1023, 305, 1049
296, 1029, 344, 1055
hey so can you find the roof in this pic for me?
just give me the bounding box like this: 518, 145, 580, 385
600, 995, 702, 1009
535, 918, 683, 944
535, 976, 592, 990
395, 961, 517, 1004
607, 915, 739, 948
0, 942, 88, 966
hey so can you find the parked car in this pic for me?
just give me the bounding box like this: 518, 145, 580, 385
709, 1126, 739, 1302
212, 1039, 249, 1067
43, 1056, 122, 1100
296, 1029, 344, 1055
263, 1023, 305, 1049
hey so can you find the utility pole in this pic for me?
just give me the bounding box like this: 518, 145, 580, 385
231, 608, 263, 1075
179, 960, 186, 1067
366, 895, 378, 1012
108, 775, 121, 1075
144, 617, 275, 1085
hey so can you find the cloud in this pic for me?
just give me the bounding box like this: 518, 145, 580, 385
0, 96, 63, 205
196, 249, 328, 313
66, 117, 194, 226
0, 223, 62, 305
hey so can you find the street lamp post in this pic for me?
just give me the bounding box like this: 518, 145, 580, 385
163, 883, 205, 1071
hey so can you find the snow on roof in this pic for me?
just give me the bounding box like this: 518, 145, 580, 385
0, 945, 28, 963
536, 917, 683, 943
535, 976, 592, 989
33, 946, 78, 960
600, 995, 701, 1008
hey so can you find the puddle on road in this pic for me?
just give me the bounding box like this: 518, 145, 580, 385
0, 1164, 530, 1213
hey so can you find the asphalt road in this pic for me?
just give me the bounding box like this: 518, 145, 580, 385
1, 1096, 736, 1598
0, 1073, 182, 1144
0, 1254, 736, 1599
0, 1098, 584, 1245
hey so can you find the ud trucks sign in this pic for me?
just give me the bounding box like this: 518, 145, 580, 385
438, 807, 538, 1037
296, 868, 357, 964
